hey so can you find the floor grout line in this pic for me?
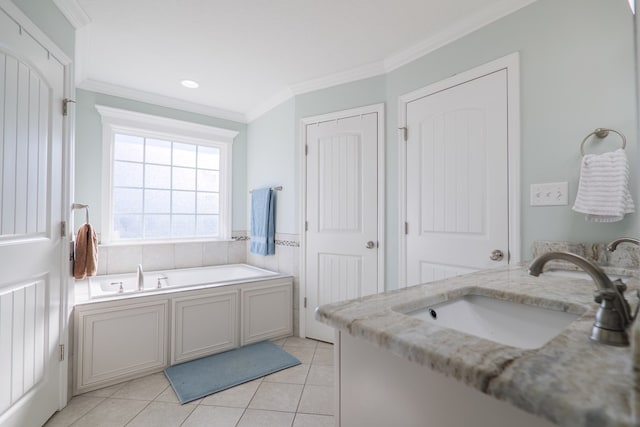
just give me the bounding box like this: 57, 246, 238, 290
52, 338, 334, 427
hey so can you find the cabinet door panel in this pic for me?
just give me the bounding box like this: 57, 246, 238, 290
76, 301, 168, 392
172, 290, 238, 364
242, 283, 292, 345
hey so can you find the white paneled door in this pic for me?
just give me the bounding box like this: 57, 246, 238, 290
402, 57, 519, 287
304, 105, 383, 343
0, 7, 66, 427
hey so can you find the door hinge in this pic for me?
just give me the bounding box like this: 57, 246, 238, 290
404, 222, 408, 235
399, 126, 408, 141
305, 145, 308, 156
305, 221, 308, 232
59, 344, 64, 361
62, 98, 75, 116
304, 297, 307, 308
61, 221, 66, 237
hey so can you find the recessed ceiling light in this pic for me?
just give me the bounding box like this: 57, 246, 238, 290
181, 80, 199, 89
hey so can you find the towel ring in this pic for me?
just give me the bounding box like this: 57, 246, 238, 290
580, 128, 626, 156
72, 203, 90, 224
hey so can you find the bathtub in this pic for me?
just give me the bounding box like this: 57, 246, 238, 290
74, 263, 293, 394
84, 263, 281, 299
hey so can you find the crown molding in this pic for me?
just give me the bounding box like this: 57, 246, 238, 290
384, 0, 538, 72
245, 87, 294, 123
79, 79, 247, 123
52, 0, 91, 29
290, 61, 386, 96
247, 61, 385, 122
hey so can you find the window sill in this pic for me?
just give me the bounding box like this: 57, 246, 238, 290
99, 237, 237, 247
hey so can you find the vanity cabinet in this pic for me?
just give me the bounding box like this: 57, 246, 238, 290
337, 331, 556, 427
74, 277, 293, 394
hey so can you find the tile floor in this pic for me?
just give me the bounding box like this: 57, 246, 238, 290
45, 337, 334, 427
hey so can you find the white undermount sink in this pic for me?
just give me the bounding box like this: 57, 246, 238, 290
405, 294, 580, 350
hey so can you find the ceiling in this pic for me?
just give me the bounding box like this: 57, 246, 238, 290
59, 0, 537, 122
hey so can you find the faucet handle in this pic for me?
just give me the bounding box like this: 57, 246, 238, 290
594, 289, 617, 304
612, 278, 627, 294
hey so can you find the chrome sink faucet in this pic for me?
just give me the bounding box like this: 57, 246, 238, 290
606, 237, 640, 252
528, 251, 635, 346
137, 264, 144, 291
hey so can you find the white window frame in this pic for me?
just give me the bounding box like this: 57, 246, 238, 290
96, 105, 238, 244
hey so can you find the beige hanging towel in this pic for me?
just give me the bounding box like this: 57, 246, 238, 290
74, 223, 98, 280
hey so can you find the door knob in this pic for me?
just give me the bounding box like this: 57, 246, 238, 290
490, 249, 504, 261
366, 241, 376, 249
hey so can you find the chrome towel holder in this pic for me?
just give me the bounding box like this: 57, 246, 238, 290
72, 203, 90, 224
580, 128, 626, 156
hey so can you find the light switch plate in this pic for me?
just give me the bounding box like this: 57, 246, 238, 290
530, 182, 569, 206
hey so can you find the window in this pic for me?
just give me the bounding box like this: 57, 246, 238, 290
97, 106, 237, 243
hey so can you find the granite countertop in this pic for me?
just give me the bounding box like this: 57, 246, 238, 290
316, 265, 639, 427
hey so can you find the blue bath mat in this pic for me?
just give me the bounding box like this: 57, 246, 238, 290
164, 340, 300, 404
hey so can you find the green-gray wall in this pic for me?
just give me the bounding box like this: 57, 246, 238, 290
17, 0, 635, 290
247, 0, 637, 290
247, 98, 296, 234
74, 89, 248, 233
10, 0, 74, 59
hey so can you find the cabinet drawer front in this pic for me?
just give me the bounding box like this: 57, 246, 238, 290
77, 301, 168, 390
171, 290, 239, 364
242, 283, 292, 345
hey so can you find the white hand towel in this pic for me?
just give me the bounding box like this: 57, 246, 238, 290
572, 148, 635, 222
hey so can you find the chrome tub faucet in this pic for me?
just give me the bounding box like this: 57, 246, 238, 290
137, 264, 144, 291
528, 251, 635, 346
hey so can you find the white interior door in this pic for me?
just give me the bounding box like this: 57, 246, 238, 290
404, 68, 511, 286
304, 106, 383, 343
0, 7, 66, 427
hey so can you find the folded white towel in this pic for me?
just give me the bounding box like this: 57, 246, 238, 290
572, 149, 635, 222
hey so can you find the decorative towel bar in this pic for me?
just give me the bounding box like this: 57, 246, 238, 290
72, 203, 90, 223
250, 186, 282, 193
580, 128, 626, 156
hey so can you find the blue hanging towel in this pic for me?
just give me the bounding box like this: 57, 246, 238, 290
250, 187, 276, 255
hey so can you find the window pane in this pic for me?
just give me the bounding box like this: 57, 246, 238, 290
197, 215, 218, 236
173, 142, 196, 167
198, 146, 220, 170
197, 192, 218, 214
197, 170, 219, 191
144, 215, 170, 238
146, 164, 171, 189
114, 134, 143, 162
172, 215, 195, 237
114, 215, 143, 238
172, 191, 195, 214
113, 188, 142, 213
146, 138, 171, 165
173, 167, 196, 190
113, 161, 143, 187
145, 189, 170, 213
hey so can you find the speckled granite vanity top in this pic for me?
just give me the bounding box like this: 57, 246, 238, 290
316, 266, 639, 427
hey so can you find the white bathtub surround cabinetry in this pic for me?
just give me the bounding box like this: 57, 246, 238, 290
242, 283, 293, 345
247, 232, 301, 335
74, 277, 293, 395
171, 291, 238, 364
75, 299, 169, 392
317, 267, 638, 427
